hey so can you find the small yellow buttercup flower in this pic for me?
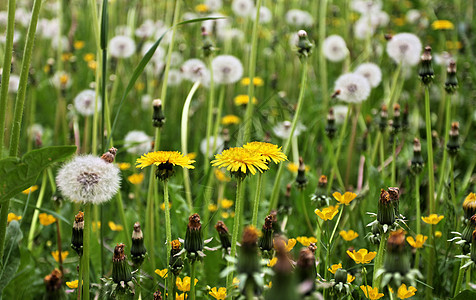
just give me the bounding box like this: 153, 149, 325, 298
397, 284, 417, 299
339, 230, 359, 241
421, 214, 444, 225
7, 213, 22, 223
435, 231, 442, 238
176, 276, 198, 292
267, 257, 277, 267
328, 263, 342, 274
39, 213, 57, 226
74, 40, 85, 50
208, 204, 218, 212
220, 199, 234, 209
66, 280, 79, 289
176, 293, 187, 300
83, 53, 95, 62
347, 249, 377, 264
315, 205, 339, 221
221, 115, 241, 125
284, 238, 296, 252
241, 77, 264, 87
195, 4, 208, 13
234, 95, 257, 106
406, 234, 428, 248
360, 285, 384, 299
22, 185, 39, 194
51, 250, 69, 263
347, 274, 355, 283
117, 162, 131, 170
209, 287, 227, 300
296, 236, 317, 246
333, 191, 357, 205
108, 221, 124, 231
431, 20, 454, 30
127, 173, 145, 185
214, 169, 231, 182
155, 268, 168, 278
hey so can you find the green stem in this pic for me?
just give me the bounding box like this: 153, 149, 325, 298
190, 261, 196, 300
168, 273, 175, 300
318, 0, 328, 111
426, 225, 436, 299
370, 132, 382, 166
373, 231, 388, 288
436, 93, 452, 205
115, 192, 130, 250
226, 178, 244, 289
164, 180, 171, 268
27, 171, 48, 250
454, 258, 466, 297
146, 166, 157, 271
300, 191, 314, 234
391, 137, 397, 186
450, 157, 457, 209
327, 107, 351, 194
414, 175, 421, 269
424, 86, 435, 214
251, 173, 263, 227
269, 59, 308, 211
82, 203, 92, 300
387, 63, 402, 108
78, 255, 83, 300
211, 86, 225, 153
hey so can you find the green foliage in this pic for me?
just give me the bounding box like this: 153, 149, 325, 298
0, 220, 23, 295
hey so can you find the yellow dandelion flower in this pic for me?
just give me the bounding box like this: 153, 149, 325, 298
286, 162, 310, 173
221, 115, 241, 125
61, 53, 73, 62
22, 185, 39, 194
347, 249, 377, 264
51, 250, 69, 263
347, 274, 355, 283
406, 234, 428, 248
39, 213, 57, 226
88, 60, 97, 70
339, 230, 359, 241
221, 212, 230, 219
108, 221, 124, 231
435, 231, 442, 238
66, 280, 79, 289
214, 169, 231, 182
431, 20, 454, 30
136, 151, 195, 169
117, 162, 131, 170
397, 284, 417, 299
296, 236, 317, 246
315, 205, 339, 221
266, 281, 272, 288
234, 95, 258, 106
241, 77, 264, 87
208, 203, 218, 212
211, 147, 268, 176
176, 276, 198, 292
243, 142, 287, 164
446, 41, 462, 50
155, 268, 168, 278
83, 53, 95, 62
328, 263, 342, 274
74, 40, 85, 50
209, 287, 227, 300
393, 17, 405, 26
195, 4, 208, 13
7, 213, 21, 223
333, 191, 357, 205
220, 199, 234, 209
421, 214, 444, 225
233, 277, 240, 287
128, 173, 145, 185
267, 257, 277, 267
135, 82, 145, 91
360, 285, 384, 300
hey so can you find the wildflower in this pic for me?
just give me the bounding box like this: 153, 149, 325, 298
347, 274, 356, 283
83, 53, 95, 62
211, 147, 268, 178
184, 214, 204, 258
71, 211, 84, 255
131, 222, 146, 267
422, 214, 444, 225
221, 115, 241, 125
259, 215, 275, 252
108, 221, 124, 231
170, 239, 184, 276
176, 276, 198, 292
212, 55, 243, 84
234, 94, 257, 106
386, 33, 422, 66
243, 142, 287, 164
128, 173, 145, 185
209, 287, 227, 300
51, 250, 69, 263
266, 237, 298, 299
155, 269, 168, 278
328, 263, 343, 274
273, 120, 306, 139
195, 4, 208, 13
44, 269, 63, 297
112, 244, 133, 287
295, 157, 308, 190
340, 230, 359, 241
220, 199, 234, 209
334, 73, 371, 103
117, 162, 131, 170
136, 151, 195, 180
296, 30, 313, 57
74, 90, 101, 116
411, 138, 424, 174
56, 148, 121, 204
445, 60, 458, 94
333, 191, 357, 205
267, 257, 277, 267
435, 231, 442, 238
397, 284, 417, 299
176, 293, 187, 300
406, 234, 428, 248
285, 9, 314, 27
231, 0, 254, 18
74, 40, 85, 49
22, 185, 39, 194
205, 0, 222, 12
378, 189, 395, 225
7, 213, 21, 223
109, 35, 136, 58
152, 99, 165, 128
325, 108, 337, 139
346, 249, 377, 264
92, 221, 101, 231
419, 46, 434, 85
315, 205, 339, 221
464, 193, 476, 219
241, 77, 264, 86
237, 226, 262, 294
52, 71, 72, 90
124, 131, 152, 155
447, 122, 460, 156
431, 20, 454, 30
39, 213, 57, 226
296, 236, 317, 247
181, 58, 209, 83
66, 280, 78, 289
388, 187, 401, 217
322, 35, 348, 62
354, 63, 382, 88
215, 221, 231, 251
208, 204, 218, 212
360, 285, 384, 300
283, 238, 296, 252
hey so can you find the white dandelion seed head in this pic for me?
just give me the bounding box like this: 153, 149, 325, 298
56, 155, 121, 204
322, 35, 349, 62
232, 0, 254, 18
15, 7, 31, 27
74, 90, 101, 116
332, 105, 349, 124
52, 35, 69, 50
28, 123, 44, 139
170, 51, 184, 67
37, 18, 60, 39
256, 6, 272, 24
51, 71, 73, 90
376, 10, 389, 27
202, 13, 229, 38
8, 74, 20, 93
334, 73, 371, 103
167, 69, 183, 86
181, 58, 210, 84
434, 51, 455, 66
386, 33, 422, 66
205, 0, 223, 12
135, 19, 157, 39
405, 9, 421, 24
351, 0, 382, 15
353, 16, 376, 40
354, 63, 382, 88
200, 136, 224, 157
212, 55, 243, 84
109, 35, 136, 58
285, 9, 314, 27
273, 121, 306, 139
124, 130, 152, 155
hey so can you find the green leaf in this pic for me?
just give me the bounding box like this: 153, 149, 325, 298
0, 146, 77, 203
0, 220, 23, 294
10, 198, 72, 226
454, 290, 476, 300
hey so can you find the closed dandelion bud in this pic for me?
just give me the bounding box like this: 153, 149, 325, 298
391, 104, 401, 134
388, 187, 400, 218
296, 30, 313, 58
71, 211, 84, 256
378, 189, 395, 225
271, 73, 278, 90
444, 60, 458, 94
280, 184, 293, 215
44, 269, 63, 298
101, 147, 117, 163
419, 46, 434, 85
379, 105, 388, 132
311, 175, 331, 208
269, 210, 281, 235
185, 214, 203, 258
464, 194, 476, 220
201, 27, 215, 58
471, 230, 476, 263
334, 268, 348, 284
462, 215, 476, 245
112, 243, 133, 284
153, 290, 163, 300
402, 104, 410, 131
46, 58, 55, 76
130, 222, 147, 268
295, 157, 308, 190
411, 138, 424, 174
296, 248, 317, 290
237, 226, 262, 296
325, 108, 337, 139
383, 230, 410, 275
152, 99, 165, 128
259, 215, 274, 252
447, 122, 460, 156
266, 237, 297, 300
215, 221, 231, 250
169, 240, 184, 276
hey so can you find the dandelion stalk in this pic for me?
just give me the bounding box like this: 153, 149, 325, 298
391, 137, 397, 186
0, 0, 42, 259
414, 175, 421, 269
454, 258, 466, 297
372, 231, 388, 288
251, 173, 263, 228
436, 93, 452, 204
190, 261, 197, 300
226, 178, 244, 289
164, 180, 172, 267
426, 225, 436, 299
424, 86, 436, 214
27, 171, 48, 250
318, 0, 328, 110
327, 108, 350, 194
82, 203, 92, 300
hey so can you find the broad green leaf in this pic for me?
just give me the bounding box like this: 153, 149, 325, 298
0, 146, 77, 203
454, 290, 476, 300
0, 220, 23, 294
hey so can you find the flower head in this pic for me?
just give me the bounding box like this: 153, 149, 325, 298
360, 285, 384, 300
234, 94, 257, 106
347, 249, 376, 264
108, 221, 124, 231
397, 284, 417, 299
315, 205, 339, 221
51, 250, 69, 263
22, 185, 39, 194
406, 234, 428, 248
232, 0, 254, 17
181, 58, 210, 84
334, 73, 371, 103
74, 90, 101, 116
39, 213, 57, 226
176, 276, 198, 292
431, 20, 454, 30
128, 173, 145, 185
7, 213, 21, 223
212, 55, 243, 84
285, 9, 314, 27
155, 268, 168, 278
421, 214, 444, 225
66, 280, 78, 289
354, 63, 382, 88
124, 131, 152, 155
340, 230, 359, 241
221, 115, 241, 125
211, 147, 268, 178
243, 142, 287, 164
109, 35, 136, 58
209, 287, 227, 299
241, 77, 264, 86
296, 236, 317, 246
333, 191, 357, 205
136, 151, 195, 180
386, 33, 422, 66
322, 35, 348, 62
328, 263, 342, 274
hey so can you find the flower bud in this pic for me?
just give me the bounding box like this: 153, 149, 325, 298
325, 108, 337, 139
383, 230, 410, 275
215, 221, 231, 251
222, 128, 230, 150
71, 211, 84, 256
266, 237, 297, 300
462, 215, 476, 245
295, 157, 308, 190
131, 222, 147, 268
153, 290, 163, 300
411, 138, 424, 174
201, 27, 215, 58
152, 99, 165, 128
444, 60, 458, 94
112, 243, 133, 285
169, 239, 184, 276
296, 248, 317, 293
44, 269, 63, 298
379, 105, 388, 132
259, 215, 274, 253
419, 46, 434, 85
184, 214, 203, 259
447, 122, 460, 156
237, 226, 262, 296
464, 194, 476, 220
378, 189, 395, 225
101, 147, 117, 163
296, 30, 313, 58
391, 104, 401, 134
387, 187, 400, 218
334, 268, 348, 284
471, 230, 476, 263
